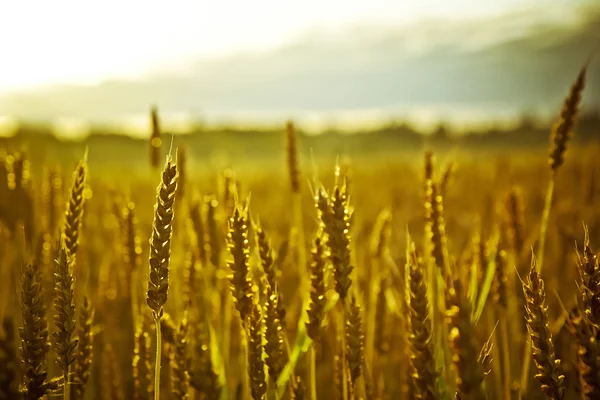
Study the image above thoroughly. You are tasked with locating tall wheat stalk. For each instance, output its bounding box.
[146,155,178,400]
[520,64,586,397]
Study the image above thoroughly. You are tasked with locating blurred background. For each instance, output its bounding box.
[0,0,599,167]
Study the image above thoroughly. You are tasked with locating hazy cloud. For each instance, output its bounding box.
[1,3,599,122]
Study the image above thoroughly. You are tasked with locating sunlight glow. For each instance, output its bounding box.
[0,0,562,92]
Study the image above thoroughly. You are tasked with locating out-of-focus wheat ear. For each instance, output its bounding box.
[171,317,190,400]
[286,120,301,194]
[160,313,177,345]
[317,182,353,300]
[123,202,142,273]
[504,186,524,258]
[53,245,78,398]
[146,154,178,319]
[426,182,448,275]
[227,202,253,323]
[150,105,162,169]
[565,307,600,398]
[369,208,392,262]
[406,240,439,399]
[345,295,364,386]
[123,202,143,326]
[264,289,286,384]
[493,249,508,310]
[188,316,221,400]
[549,66,587,171]
[577,226,600,328]
[43,165,62,238]
[446,279,486,400]
[258,224,286,385]
[221,169,236,228]
[19,261,50,400]
[176,146,187,200]
[71,296,94,400]
[439,160,455,197]
[206,195,222,269]
[103,343,124,400]
[521,257,565,399]
[182,237,197,309]
[424,150,434,188]
[290,376,306,400]
[0,317,21,399]
[133,327,153,400]
[306,231,327,341]
[374,276,391,357]
[247,303,267,400]
[189,198,208,266]
[62,156,87,260]
[255,222,286,328]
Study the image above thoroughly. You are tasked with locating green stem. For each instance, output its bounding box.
[536,176,555,273]
[221,283,233,372]
[308,345,317,400]
[64,368,70,400]
[154,315,162,400]
[293,193,307,284]
[241,324,249,400]
[499,311,512,400]
[340,303,348,400]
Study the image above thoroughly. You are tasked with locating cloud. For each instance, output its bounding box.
[1,3,599,122]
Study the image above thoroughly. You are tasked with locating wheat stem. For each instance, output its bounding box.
[154,315,162,400]
[308,344,317,400]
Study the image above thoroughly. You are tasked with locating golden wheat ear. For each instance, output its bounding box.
[247,303,267,400]
[446,279,487,400]
[548,66,587,172]
[19,260,50,400]
[521,257,565,399]
[405,238,439,399]
[146,155,178,319]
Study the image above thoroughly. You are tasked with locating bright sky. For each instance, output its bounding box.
[0,0,570,93]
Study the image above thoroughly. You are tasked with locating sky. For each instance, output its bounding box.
[0,0,597,135]
[0,0,578,92]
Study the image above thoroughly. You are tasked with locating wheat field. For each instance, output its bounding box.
[0,64,599,400]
